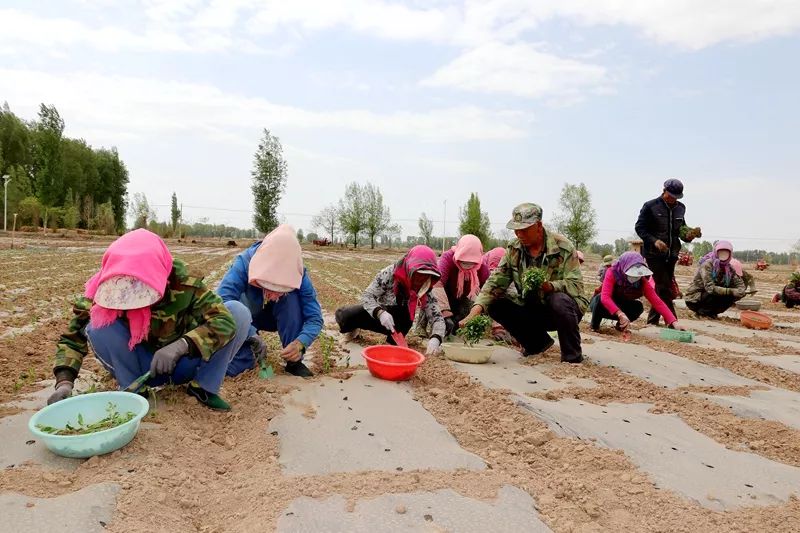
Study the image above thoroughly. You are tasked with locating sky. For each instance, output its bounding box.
[0,0,798,251]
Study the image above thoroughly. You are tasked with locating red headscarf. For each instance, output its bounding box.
[393,245,441,320]
[84,229,173,350]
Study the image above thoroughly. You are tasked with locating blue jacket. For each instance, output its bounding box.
[217,242,323,349]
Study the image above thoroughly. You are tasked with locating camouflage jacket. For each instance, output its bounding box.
[475,230,588,313]
[54,259,236,378]
[684,261,745,304]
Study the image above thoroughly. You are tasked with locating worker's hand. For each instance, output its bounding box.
[492,326,515,345]
[378,310,396,332]
[248,335,267,364]
[280,340,304,362]
[47,380,74,405]
[425,338,441,356]
[654,240,669,253]
[458,305,484,328]
[669,321,687,331]
[616,312,631,330]
[541,281,554,294]
[732,288,746,298]
[444,317,456,336]
[149,338,189,376]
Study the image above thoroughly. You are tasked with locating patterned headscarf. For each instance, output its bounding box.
[393,245,441,320]
[712,240,733,286]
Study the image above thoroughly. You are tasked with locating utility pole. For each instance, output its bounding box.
[442,199,447,255]
[2,174,10,232]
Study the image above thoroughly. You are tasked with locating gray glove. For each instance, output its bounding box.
[378,310,396,332]
[150,338,189,376]
[732,288,746,298]
[47,380,74,405]
[248,335,267,364]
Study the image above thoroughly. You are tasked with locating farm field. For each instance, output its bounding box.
[2,238,800,532]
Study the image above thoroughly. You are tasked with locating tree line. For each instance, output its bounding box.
[0,102,129,233]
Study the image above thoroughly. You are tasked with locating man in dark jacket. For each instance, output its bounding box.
[635,179,702,325]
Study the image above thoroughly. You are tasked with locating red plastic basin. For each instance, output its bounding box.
[362,345,425,381]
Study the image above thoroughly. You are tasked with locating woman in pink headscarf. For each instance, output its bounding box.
[432,235,490,335]
[335,245,446,355]
[49,229,247,411]
[684,240,746,318]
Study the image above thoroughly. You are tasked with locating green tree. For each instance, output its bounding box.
[692,240,714,259]
[364,183,392,249]
[18,196,42,227]
[129,193,155,229]
[337,182,367,247]
[306,232,319,243]
[296,228,304,242]
[251,129,287,233]
[93,202,117,234]
[614,237,628,256]
[0,103,31,175]
[418,212,434,245]
[554,183,597,250]
[170,192,181,232]
[30,104,65,207]
[459,192,492,248]
[311,204,338,243]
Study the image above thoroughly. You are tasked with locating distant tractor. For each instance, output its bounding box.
[678,251,693,266]
[313,238,331,247]
[755,259,769,271]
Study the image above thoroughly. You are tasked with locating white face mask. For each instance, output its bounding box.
[717,250,731,261]
[417,277,432,297]
[626,275,642,284]
[458,261,477,270]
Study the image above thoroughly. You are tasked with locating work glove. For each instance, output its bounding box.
[47,380,74,405]
[248,335,267,364]
[732,288,746,298]
[150,338,189,377]
[715,287,731,296]
[425,337,441,356]
[616,312,631,331]
[378,310,396,332]
[444,317,457,336]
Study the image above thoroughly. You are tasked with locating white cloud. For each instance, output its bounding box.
[467,0,800,50]
[421,41,609,100]
[0,68,530,143]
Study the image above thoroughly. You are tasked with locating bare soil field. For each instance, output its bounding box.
[2,240,800,532]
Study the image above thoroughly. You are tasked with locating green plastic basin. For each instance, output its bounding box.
[659,328,695,343]
[28,391,149,458]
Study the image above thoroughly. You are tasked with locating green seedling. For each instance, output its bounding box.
[456,315,492,346]
[521,267,548,298]
[319,332,335,373]
[36,402,136,435]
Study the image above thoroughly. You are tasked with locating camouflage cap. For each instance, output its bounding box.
[506,203,543,230]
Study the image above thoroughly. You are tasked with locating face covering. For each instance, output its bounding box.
[417,277,432,298]
[717,250,731,261]
[626,275,642,285]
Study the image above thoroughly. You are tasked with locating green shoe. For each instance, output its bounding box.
[186,384,231,411]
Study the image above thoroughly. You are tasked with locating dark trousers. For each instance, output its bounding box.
[335,304,413,345]
[589,294,644,330]
[646,255,677,325]
[686,294,737,317]
[486,292,583,363]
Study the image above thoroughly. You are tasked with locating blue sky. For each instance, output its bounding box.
[1,0,798,251]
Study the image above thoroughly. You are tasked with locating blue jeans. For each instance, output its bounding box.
[87,302,251,393]
[226,294,305,377]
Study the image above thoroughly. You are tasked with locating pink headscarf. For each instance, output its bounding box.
[393,245,440,320]
[712,240,734,285]
[84,229,173,350]
[483,247,506,272]
[248,225,304,300]
[451,235,483,299]
[730,259,743,277]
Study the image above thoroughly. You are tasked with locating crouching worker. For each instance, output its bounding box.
[335,245,446,356]
[684,240,745,318]
[49,229,246,411]
[775,271,800,308]
[460,203,587,364]
[431,235,490,336]
[589,252,686,332]
[217,225,323,378]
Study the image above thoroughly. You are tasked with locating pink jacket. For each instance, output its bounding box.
[600,271,677,325]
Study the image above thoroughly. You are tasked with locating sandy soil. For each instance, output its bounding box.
[2,244,800,532]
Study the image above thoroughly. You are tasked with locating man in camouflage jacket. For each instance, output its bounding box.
[461,203,586,363]
[53,258,249,411]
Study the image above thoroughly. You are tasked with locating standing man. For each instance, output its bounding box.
[635,179,702,325]
[460,203,587,364]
